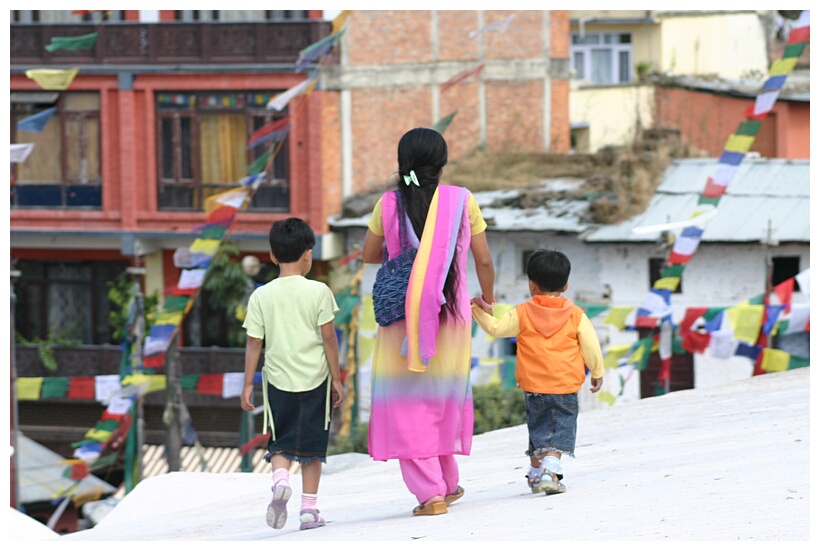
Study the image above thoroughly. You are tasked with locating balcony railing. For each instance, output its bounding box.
[10,21,333,66]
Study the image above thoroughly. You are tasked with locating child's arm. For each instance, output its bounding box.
[320,321,344,408]
[470,302,520,338]
[241,336,264,410]
[577,313,605,393]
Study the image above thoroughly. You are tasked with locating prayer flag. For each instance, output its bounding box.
[163,295,191,312]
[143,353,165,368]
[707,330,738,359]
[768,57,799,76]
[702,178,727,199]
[178,269,206,290]
[788,354,810,370]
[603,306,634,330]
[681,330,710,354]
[247,117,290,149]
[604,343,631,369]
[469,15,515,38]
[441,65,485,93]
[723,134,755,153]
[44,32,99,53]
[717,150,744,166]
[332,10,351,33]
[68,377,96,400]
[433,111,458,134]
[736,120,763,136]
[199,225,227,240]
[246,150,271,175]
[725,305,764,343]
[711,163,739,186]
[10,144,35,163]
[197,374,223,396]
[596,390,617,406]
[94,375,121,403]
[795,268,810,297]
[189,238,221,256]
[206,205,236,225]
[748,90,780,117]
[41,377,70,399]
[760,347,789,372]
[667,235,700,264]
[653,276,681,292]
[761,75,787,91]
[734,341,762,361]
[295,30,345,72]
[774,278,794,313]
[16,378,43,400]
[782,42,807,58]
[761,304,786,335]
[17,107,56,132]
[576,301,609,319]
[25,68,79,90]
[267,76,319,111]
[222,373,245,399]
[783,304,810,335]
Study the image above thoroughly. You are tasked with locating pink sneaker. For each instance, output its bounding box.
[299,509,326,530]
[266,481,292,530]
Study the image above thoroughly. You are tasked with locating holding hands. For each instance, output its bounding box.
[470,294,495,315]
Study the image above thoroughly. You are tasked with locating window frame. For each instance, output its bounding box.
[649,257,682,294]
[10,93,102,209]
[570,32,633,85]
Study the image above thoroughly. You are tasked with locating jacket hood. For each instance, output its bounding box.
[523,295,575,338]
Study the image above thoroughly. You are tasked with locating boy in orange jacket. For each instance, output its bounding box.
[471,249,604,495]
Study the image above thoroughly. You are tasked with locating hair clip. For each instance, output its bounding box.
[402,170,420,187]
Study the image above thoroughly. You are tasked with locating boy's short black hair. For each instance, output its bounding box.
[526,249,571,292]
[268,218,316,263]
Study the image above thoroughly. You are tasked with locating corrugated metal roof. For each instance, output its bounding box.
[17,433,118,504]
[585,158,810,243]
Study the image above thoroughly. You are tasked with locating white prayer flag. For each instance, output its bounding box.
[144,336,170,357]
[707,330,738,359]
[94,375,122,403]
[784,304,810,335]
[639,290,672,318]
[267,77,318,111]
[10,143,35,163]
[222,373,245,399]
[795,268,810,298]
[178,268,206,289]
[753,90,780,115]
[105,395,135,415]
[711,164,739,186]
[216,190,248,209]
[672,235,700,256]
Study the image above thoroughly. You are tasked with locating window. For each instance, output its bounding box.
[265,10,308,20]
[571,32,632,85]
[521,249,535,276]
[649,258,682,293]
[11,10,40,23]
[174,10,220,21]
[14,260,129,345]
[11,92,101,209]
[156,91,290,211]
[771,256,800,289]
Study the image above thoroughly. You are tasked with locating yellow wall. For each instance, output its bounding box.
[659,13,769,78]
[570,84,655,152]
[144,252,165,301]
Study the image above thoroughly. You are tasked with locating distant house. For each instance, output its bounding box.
[584,157,809,401]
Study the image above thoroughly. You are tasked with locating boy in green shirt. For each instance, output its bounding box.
[241,217,344,531]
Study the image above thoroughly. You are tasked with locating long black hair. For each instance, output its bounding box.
[394,127,462,321]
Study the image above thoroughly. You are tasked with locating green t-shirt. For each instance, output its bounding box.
[242,275,339,392]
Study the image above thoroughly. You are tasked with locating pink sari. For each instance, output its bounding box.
[368,185,475,460]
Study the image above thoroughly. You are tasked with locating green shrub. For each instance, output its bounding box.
[328,383,526,455]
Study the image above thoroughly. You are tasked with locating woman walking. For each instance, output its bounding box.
[362,127,495,516]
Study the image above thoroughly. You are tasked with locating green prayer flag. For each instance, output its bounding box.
[737,120,763,136]
[44,32,99,53]
[246,150,271,174]
[787,355,810,370]
[41,376,70,398]
[334,291,359,326]
[163,295,191,312]
[95,419,120,433]
[702,307,725,322]
[629,336,653,372]
[181,374,200,391]
[433,111,457,134]
[660,264,685,279]
[746,294,765,305]
[698,194,720,206]
[200,226,227,240]
[783,43,807,59]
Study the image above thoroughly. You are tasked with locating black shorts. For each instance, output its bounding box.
[263,378,330,464]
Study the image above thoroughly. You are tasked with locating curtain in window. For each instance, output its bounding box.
[16,117,61,183]
[65,115,101,184]
[591,49,612,85]
[200,113,247,203]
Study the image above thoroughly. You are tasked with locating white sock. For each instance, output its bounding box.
[541,456,562,475]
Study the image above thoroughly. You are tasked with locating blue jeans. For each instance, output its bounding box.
[524,392,578,458]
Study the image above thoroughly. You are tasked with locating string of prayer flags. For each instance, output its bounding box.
[295,29,346,72]
[441,65,484,93]
[576,301,609,319]
[332,10,351,33]
[469,14,515,38]
[17,107,56,132]
[788,10,810,43]
[44,31,99,53]
[10,143,35,163]
[267,75,319,111]
[666,227,702,264]
[794,268,810,298]
[247,117,290,149]
[433,111,457,134]
[25,68,79,90]
[725,305,765,343]
[603,306,634,330]
[246,150,271,175]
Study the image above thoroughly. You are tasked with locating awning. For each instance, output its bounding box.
[11,91,60,104]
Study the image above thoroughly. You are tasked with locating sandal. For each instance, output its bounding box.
[299,508,326,530]
[444,486,464,505]
[412,500,448,516]
[266,482,292,530]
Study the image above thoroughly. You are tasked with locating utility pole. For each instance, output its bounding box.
[10,269,21,510]
[164,338,183,472]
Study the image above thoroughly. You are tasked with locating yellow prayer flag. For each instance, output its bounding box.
[189,238,221,256]
[85,428,113,442]
[72,486,105,507]
[121,373,150,388]
[725,305,764,343]
[153,311,184,327]
[25,68,79,90]
[761,347,789,372]
[604,343,631,369]
[604,306,634,330]
[203,187,246,214]
[147,375,167,393]
[627,346,645,365]
[487,366,502,386]
[360,296,377,333]
[332,10,351,33]
[596,390,617,406]
[769,57,799,76]
[724,134,755,153]
[16,377,43,400]
[653,277,681,292]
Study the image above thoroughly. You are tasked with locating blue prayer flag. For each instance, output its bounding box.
[17,107,56,132]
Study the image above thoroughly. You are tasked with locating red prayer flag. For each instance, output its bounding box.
[197,374,223,395]
[248,117,289,146]
[657,357,672,386]
[68,377,95,399]
[681,331,711,354]
[206,205,237,224]
[702,178,728,199]
[787,27,810,44]
[101,410,126,422]
[143,353,166,368]
[239,433,270,456]
[680,307,709,335]
[441,64,485,93]
[70,463,90,480]
[634,316,658,328]
[773,278,794,314]
[743,105,769,121]
[667,251,693,265]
